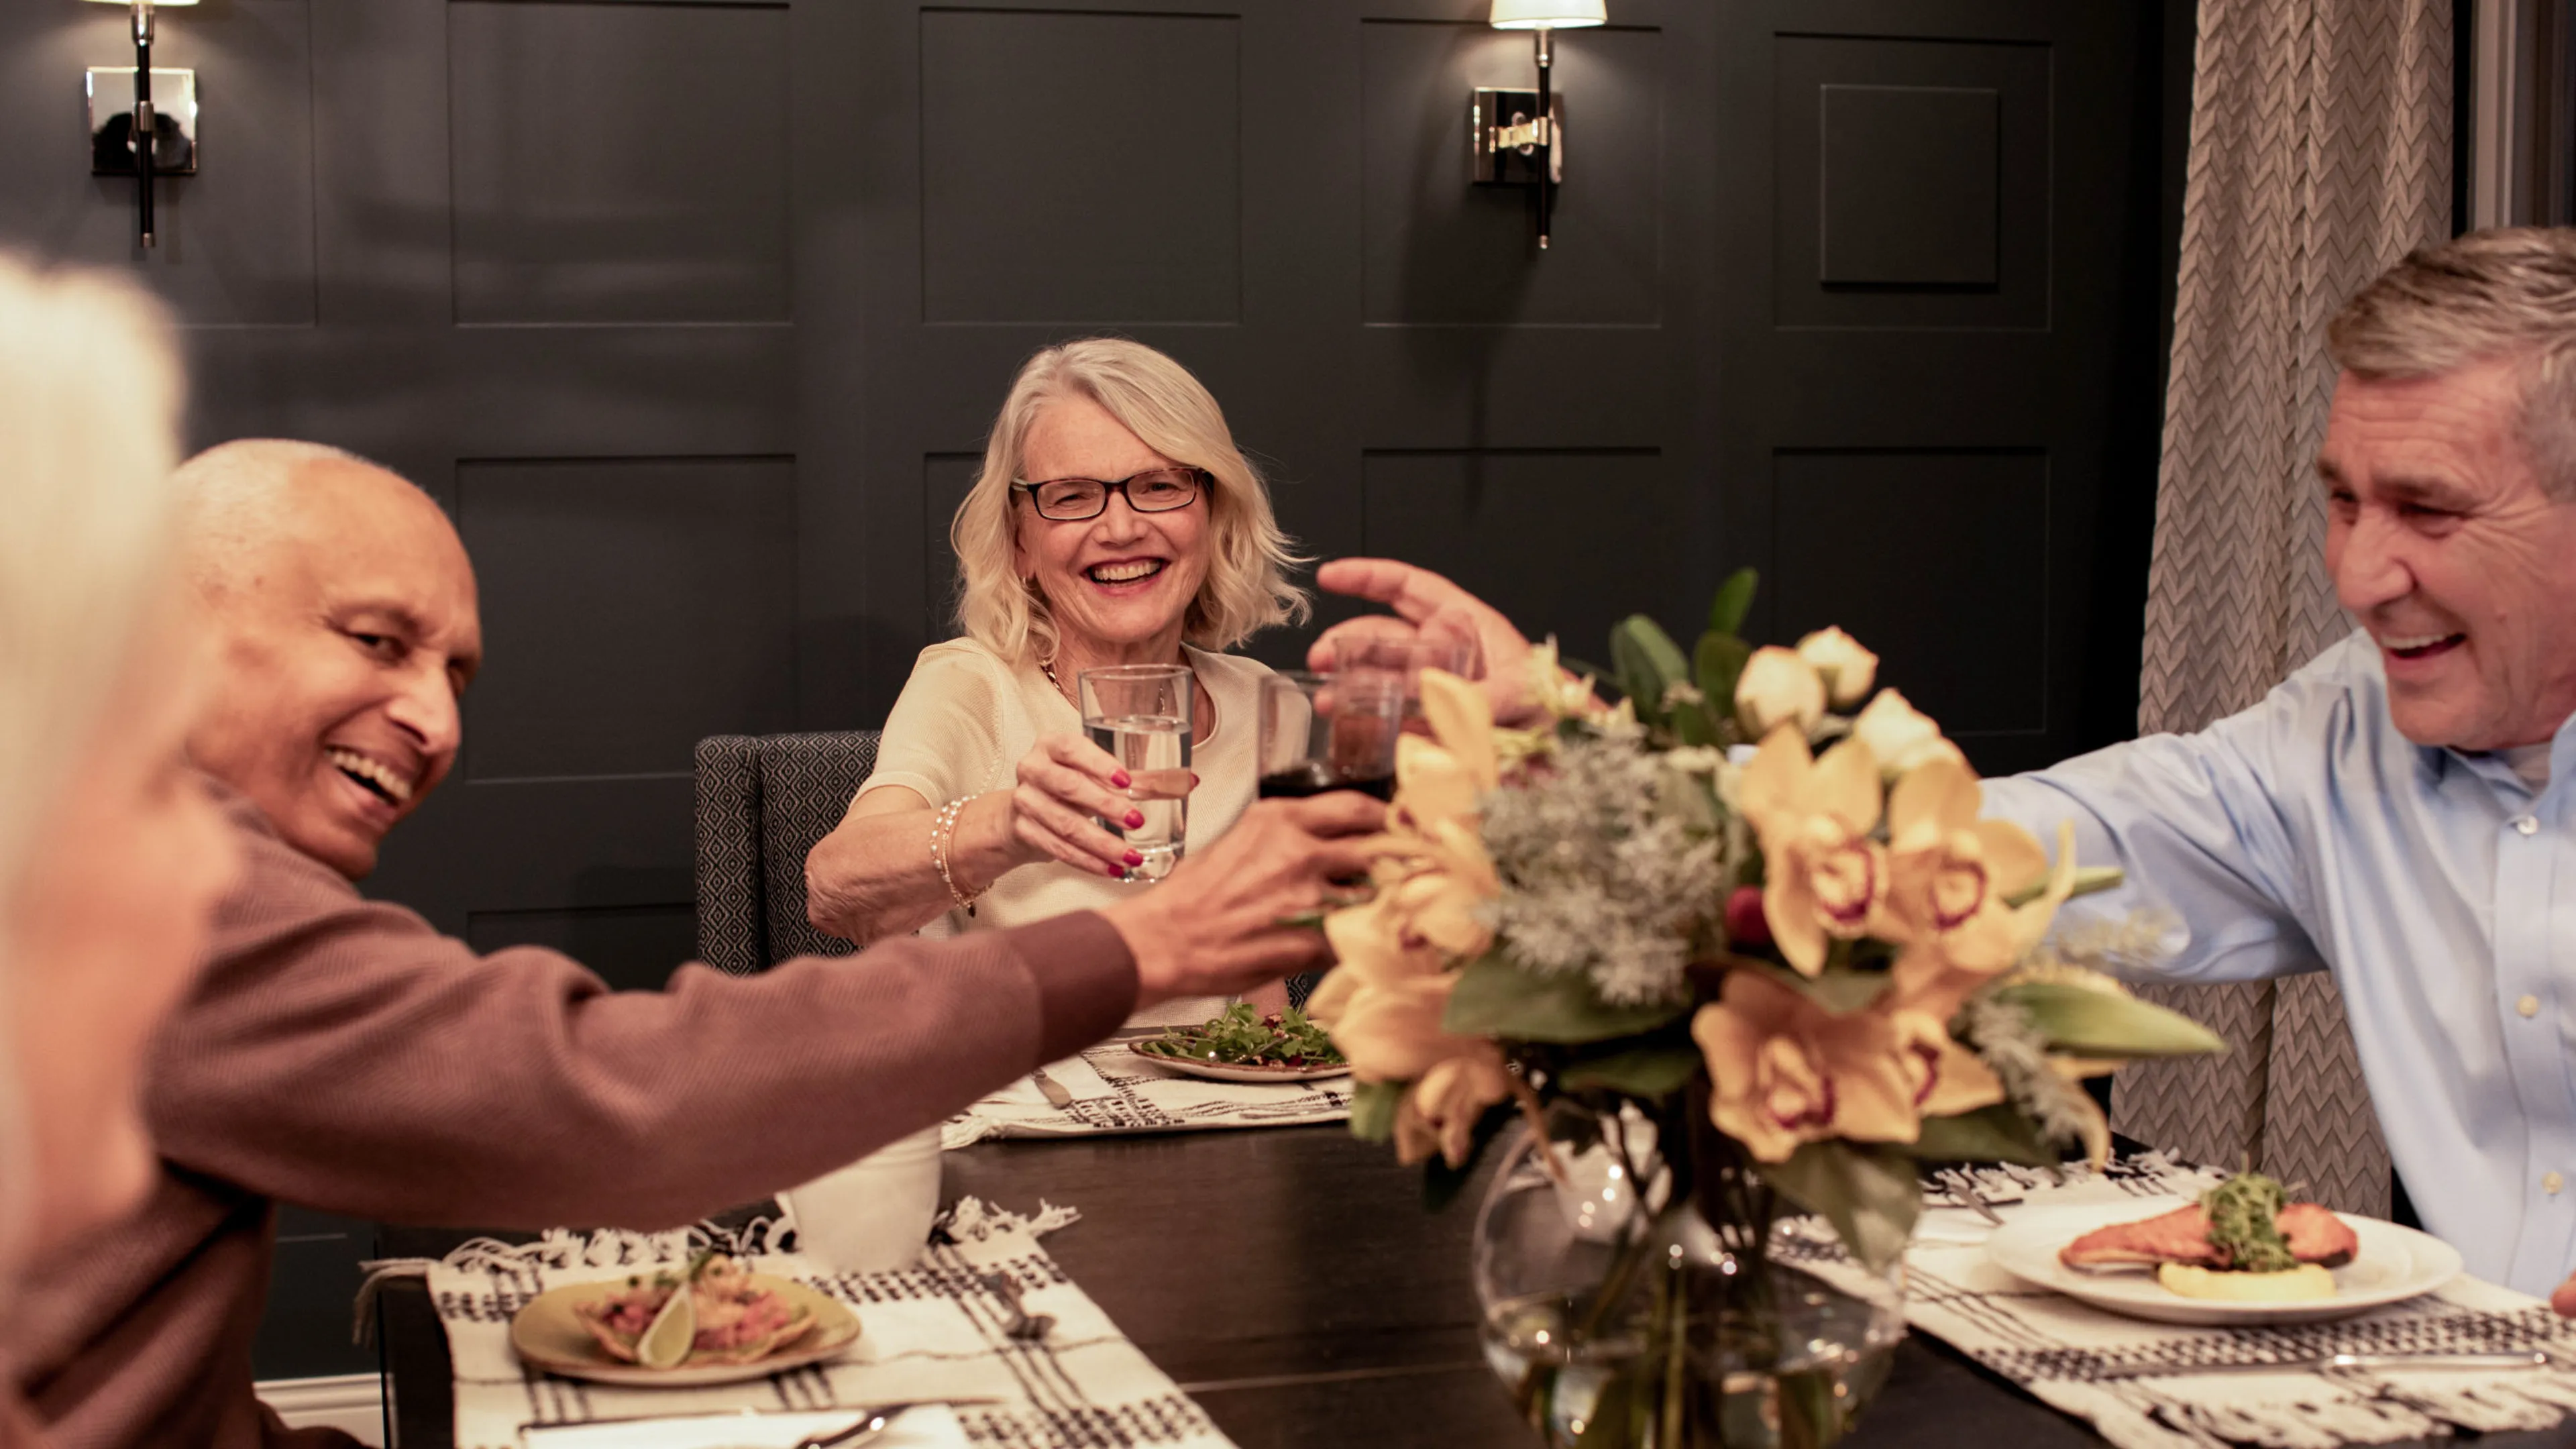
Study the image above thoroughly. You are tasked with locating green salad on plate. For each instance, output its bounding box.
[1134,1003,1345,1069]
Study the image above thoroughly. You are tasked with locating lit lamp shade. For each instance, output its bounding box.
[1489,0,1605,29]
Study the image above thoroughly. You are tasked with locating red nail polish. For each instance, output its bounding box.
[1190,773,1202,788]
[1112,770,1132,788]
[1125,809,1146,829]
[1124,849,1144,867]
[1107,863,1128,879]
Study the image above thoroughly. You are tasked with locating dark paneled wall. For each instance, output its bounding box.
[0,0,2184,1383]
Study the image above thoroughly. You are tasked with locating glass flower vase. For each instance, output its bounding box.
[1471,1103,1907,1449]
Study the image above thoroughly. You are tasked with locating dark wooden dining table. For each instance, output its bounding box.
[376,1124,2576,1448]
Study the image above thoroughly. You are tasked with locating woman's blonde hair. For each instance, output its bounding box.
[950,337,1308,661]
[0,257,186,1273]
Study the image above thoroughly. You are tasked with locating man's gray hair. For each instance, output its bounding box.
[2328,227,2576,497]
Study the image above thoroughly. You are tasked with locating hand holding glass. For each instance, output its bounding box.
[1077,664,1193,881]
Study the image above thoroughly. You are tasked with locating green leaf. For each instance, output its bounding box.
[1993,981,2228,1059]
[1610,615,1692,729]
[1443,953,1686,1043]
[1750,962,1890,1016]
[1422,1100,1517,1211]
[1695,633,1750,727]
[1707,568,1760,639]
[1766,1140,1922,1275]
[1558,1044,1703,1098]
[2001,863,2125,909]
[1904,1103,2058,1167]
[1348,1079,1404,1143]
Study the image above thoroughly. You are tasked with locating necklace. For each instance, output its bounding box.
[1040,654,1198,718]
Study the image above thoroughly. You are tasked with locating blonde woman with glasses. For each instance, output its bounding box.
[0,257,240,1442]
[806,338,1305,1022]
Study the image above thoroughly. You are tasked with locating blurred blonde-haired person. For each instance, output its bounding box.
[0,257,239,1440]
[806,338,1306,1022]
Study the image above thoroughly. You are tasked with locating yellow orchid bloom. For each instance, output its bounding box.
[1888,804,2081,1008]
[1888,1008,2007,1119]
[1692,970,2008,1164]
[1690,971,1921,1163]
[1881,755,2052,973]
[1394,1046,1514,1168]
[1381,816,1500,959]
[1311,885,1496,1085]
[1736,727,1888,976]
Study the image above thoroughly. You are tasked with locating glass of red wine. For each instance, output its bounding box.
[1257,671,1405,802]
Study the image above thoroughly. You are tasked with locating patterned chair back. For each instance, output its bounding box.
[692,731,880,975]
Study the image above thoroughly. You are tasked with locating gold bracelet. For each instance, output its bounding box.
[930,795,982,916]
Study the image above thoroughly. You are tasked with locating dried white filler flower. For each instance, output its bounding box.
[1479,731,1727,1006]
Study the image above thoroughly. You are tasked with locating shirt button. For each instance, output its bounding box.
[2549,1173,2566,1195]
[2516,816,2541,836]
[2521,995,2543,1018]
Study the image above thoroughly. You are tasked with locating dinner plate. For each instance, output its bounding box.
[1984,1196,2463,1326]
[509,1273,861,1387]
[1125,1042,1351,1083]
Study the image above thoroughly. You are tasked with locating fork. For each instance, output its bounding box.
[979,1270,1056,1340]
[1935,1169,2008,1225]
[787,1403,921,1449]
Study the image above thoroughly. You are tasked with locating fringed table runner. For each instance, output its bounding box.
[1807,1154,2576,1449]
[941,1040,1350,1148]
[400,1199,1238,1449]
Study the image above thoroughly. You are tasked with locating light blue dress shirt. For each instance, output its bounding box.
[1980,631,2576,1295]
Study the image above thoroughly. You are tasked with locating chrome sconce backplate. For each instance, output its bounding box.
[87,66,197,176]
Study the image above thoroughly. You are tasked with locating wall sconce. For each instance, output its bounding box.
[84,0,199,250]
[1473,0,1605,251]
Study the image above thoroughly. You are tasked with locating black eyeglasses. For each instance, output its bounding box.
[1010,467,1206,522]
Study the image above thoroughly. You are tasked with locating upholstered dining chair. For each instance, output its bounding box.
[692,730,879,975]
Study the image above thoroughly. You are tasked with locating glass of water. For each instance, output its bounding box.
[1077,663,1194,881]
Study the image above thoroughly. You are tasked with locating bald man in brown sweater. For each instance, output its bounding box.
[3,441,1379,1449]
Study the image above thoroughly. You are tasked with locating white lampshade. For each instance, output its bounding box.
[1490,0,1605,29]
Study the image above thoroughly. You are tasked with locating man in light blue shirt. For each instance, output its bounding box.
[1310,227,2576,1306]
[1979,227,2576,1301]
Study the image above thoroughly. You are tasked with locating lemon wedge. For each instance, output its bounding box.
[636,1281,696,1368]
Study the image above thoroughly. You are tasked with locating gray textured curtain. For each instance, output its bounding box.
[2115,0,2451,1215]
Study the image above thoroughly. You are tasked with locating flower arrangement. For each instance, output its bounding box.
[1305,574,2221,1445]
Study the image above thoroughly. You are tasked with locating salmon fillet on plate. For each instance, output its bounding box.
[2059,1200,2359,1271]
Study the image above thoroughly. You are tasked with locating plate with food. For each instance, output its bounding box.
[509,1251,861,1387]
[1985,1172,2461,1326]
[1128,1003,1350,1083]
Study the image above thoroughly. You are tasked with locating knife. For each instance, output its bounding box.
[2081,1349,2557,1380]
[1028,1067,1075,1109]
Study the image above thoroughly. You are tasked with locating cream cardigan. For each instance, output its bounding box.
[857,637,1273,1025]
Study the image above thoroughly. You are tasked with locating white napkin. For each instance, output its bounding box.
[521,1404,965,1449]
[985,1052,1116,1107]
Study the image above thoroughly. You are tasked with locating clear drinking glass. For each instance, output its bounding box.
[1077,663,1194,881]
[1333,634,1481,718]
[1256,672,1405,802]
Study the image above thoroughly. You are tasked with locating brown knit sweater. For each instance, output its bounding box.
[5,786,1137,1448]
